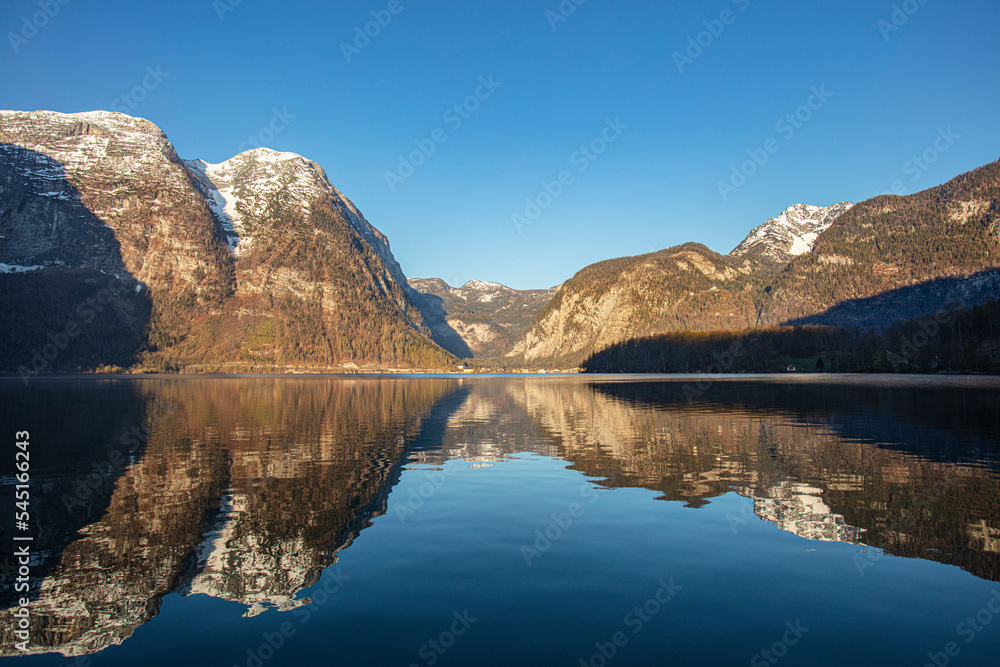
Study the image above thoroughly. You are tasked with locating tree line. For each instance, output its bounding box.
[582,300,1000,374]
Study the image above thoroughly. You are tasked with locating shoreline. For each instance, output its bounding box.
[3,371,1000,388]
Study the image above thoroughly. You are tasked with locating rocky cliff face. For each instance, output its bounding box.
[409,278,559,358]
[184,149,410,289]
[4,110,997,372]
[0,111,229,293]
[0,110,454,372]
[511,160,1000,366]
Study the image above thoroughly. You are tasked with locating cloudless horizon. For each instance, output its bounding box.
[2,0,998,289]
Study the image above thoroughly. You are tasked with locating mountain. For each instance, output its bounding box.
[4,110,997,373]
[512,161,1000,366]
[768,160,1000,327]
[730,202,853,264]
[409,278,559,358]
[509,204,856,366]
[0,110,455,373]
[509,242,757,365]
[581,299,1000,374]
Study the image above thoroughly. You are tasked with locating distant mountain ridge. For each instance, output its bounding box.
[409,277,559,358]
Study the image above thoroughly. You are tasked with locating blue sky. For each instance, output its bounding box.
[2,0,998,290]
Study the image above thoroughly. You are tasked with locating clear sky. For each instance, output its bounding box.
[2,0,998,289]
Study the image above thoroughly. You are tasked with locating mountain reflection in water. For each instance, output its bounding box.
[0,375,998,661]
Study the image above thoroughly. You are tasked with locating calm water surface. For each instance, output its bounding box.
[1,375,999,666]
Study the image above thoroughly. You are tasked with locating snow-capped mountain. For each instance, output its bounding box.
[184,149,411,293]
[0,110,453,372]
[410,278,528,303]
[454,279,509,302]
[3,109,999,373]
[730,202,853,262]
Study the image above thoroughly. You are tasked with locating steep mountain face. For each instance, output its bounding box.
[171,147,451,369]
[0,111,230,371]
[409,278,559,358]
[0,110,454,372]
[730,202,853,265]
[5,110,996,372]
[184,150,410,289]
[511,160,1000,366]
[0,111,231,292]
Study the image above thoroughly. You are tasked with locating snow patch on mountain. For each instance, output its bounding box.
[0,262,45,273]
[731,202,853,261]
[184,159,242,255]
[184,149,332,257]
[788,231,820,256]
[457,280,509,302]
[463,280,504,291]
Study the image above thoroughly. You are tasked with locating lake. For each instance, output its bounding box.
[1,374,999,666]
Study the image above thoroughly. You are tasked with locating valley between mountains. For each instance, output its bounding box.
[1,110,998,374]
